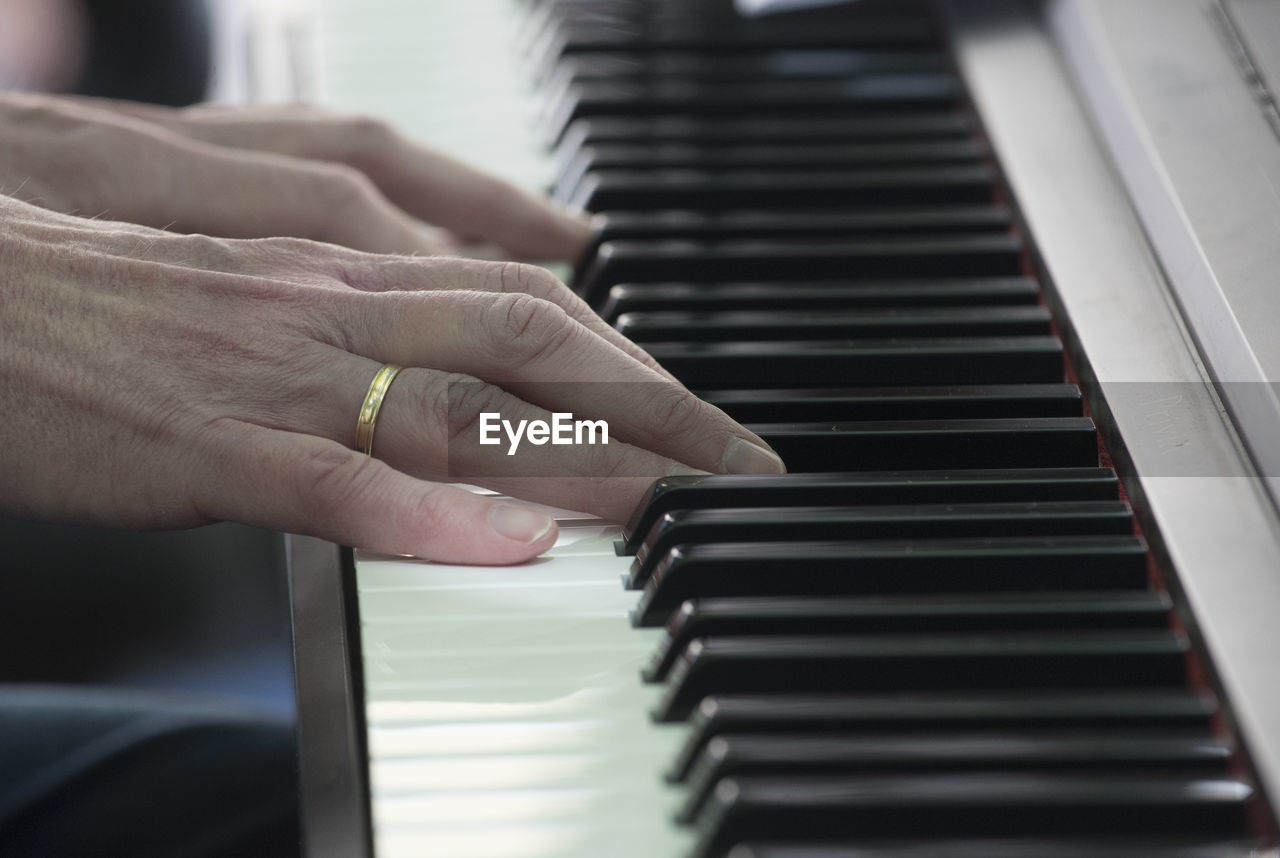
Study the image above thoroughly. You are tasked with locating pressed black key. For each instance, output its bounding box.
[671,690,1219,783]
[543,75,960,142]
[598,279,1041,322]
[633,535,1150,626]
[571,165,998,214]
[680,730,1233,824]
[656,630,1190,722]
[727,839,1261,858]
[646,337,1064,388]
[559,115,974,158]
[702,384,1082,423]
[616,306,1052,342]
[629,500,1131,588]
[577,207,1009,275]
[749,418,1097,472]
[645,591,1171,682]
[622,468,1120,553]
[690,774,1252,858]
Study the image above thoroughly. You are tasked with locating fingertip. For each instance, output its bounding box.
[486,502,558,551]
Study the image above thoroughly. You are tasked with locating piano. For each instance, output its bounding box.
[286,0,1280,856]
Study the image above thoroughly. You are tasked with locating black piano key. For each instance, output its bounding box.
[571,165,998,214]
[726,840,1262,858]
[543,75,960,143]
[616,306,1052,342]
[540,16,938,59]
[561,112,972,150]
[559,139,986,206]
[680,730,1233,824]
[691,774,1252,858]
[629,501,1131,588]
[558,115,974,163]
[645,337,1064,388]
[548,49,950,86]
[598,278,1042,322]
[633,535,1150,626]
[645,591,1171,683]
[702,384,1082,423]
[749,418,1097,472]
[622,468,1120,553]
[577,207,1009,275]
[655,631,1190,722]
[671,690,1219,783]
[566,138,983,178]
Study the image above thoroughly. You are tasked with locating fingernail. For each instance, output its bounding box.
[488,503,555,544]
[722,437,786,475]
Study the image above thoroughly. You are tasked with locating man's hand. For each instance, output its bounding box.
[0,197,784,565]
[0,92,589,260]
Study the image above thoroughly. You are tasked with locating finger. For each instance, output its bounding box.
[346,364,706,522]
[337,289,784,478]
[50,109,455,255]
[196,422,558,564]
[149,143,455,255]
[330,256,682,385]
[107,106,592,261]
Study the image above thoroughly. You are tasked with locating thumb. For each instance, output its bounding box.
[202,425,558,564]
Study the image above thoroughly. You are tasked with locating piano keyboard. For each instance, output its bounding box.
[305,1,1280,856]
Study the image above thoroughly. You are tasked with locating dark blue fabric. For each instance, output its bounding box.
[0,686,300,858]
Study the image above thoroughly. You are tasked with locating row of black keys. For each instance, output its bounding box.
[532,1,1263,855]
[616,468,1255,857]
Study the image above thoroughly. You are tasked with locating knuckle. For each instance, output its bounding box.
[294,444,381,523]
[420,373,504,446]
[485,292,572,364]
[643,386,708,447]
[496,260,563,298]
[341,114,398,161]
[314,163,379,213]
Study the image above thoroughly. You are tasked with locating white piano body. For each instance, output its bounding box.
[287,1,1280,856]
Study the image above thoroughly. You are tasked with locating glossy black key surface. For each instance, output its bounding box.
[558,114,974,156]
[644,591,1171,682]
[571,165,998,214]
[557,140,985,201]
[628,500,1131,588]
[615,306,1052,342]
[690,774,1251,858]
[598,278,1041,322]
[726,839,1261,858]
[655,630,1190,722]
[549,49,950,85]
[621,468,1120,553]
[671,690,1219,783]
[561,111,973,147]
[748,418,1097,472]
[644,337,1064,388]
[543,75,960,141]
[541,17,936,58]
[633,535,1150,626]
[577,207,1009,272]
[702,384,1082,423]
[679,730,1232,823]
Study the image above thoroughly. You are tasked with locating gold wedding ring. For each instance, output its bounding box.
[355,364,404,456]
